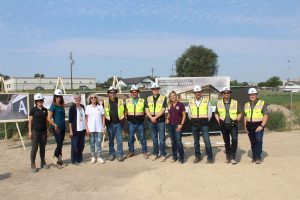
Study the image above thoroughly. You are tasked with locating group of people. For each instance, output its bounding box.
[28,83,269,172]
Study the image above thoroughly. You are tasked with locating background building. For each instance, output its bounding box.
[117,76,155,89]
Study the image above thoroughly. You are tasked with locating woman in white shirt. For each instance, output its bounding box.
[86,94,106,164]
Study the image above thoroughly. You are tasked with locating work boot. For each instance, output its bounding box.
[109,154,115,161]
[170,158,177,163]
[143,153,149,159]
[31,164,38,173]
[231,159,238,165]
[41,161,50,169]
[255,159,262,164]
[193,157,201,164]
[206,159,213,164]
[151,155,158,161]
[127,152,134,158]
[117,156,124,162]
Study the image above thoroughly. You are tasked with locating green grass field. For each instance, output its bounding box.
[259,90,300,109]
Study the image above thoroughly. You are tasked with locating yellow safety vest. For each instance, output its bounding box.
[189,97,209,119]
[126,98,145,116]
[244,100,265,122]
[147,95,166,116]
[217,99,238,121]
[103,98,124,121]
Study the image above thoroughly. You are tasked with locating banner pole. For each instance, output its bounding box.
[15,122,26,150]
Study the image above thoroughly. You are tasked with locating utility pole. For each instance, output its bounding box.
[70,52,75,90]
[171,65,174,77]
[151,67,155,78]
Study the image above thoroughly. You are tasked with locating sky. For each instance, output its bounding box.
[0,0,299,83]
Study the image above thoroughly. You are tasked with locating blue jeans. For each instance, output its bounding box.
[192,125,213,161]
[128,122,147,153]
[168,124,184,161]
[248,129,264,160]
[149,121,166,156]
[52,128,66,158]
[89,132,102,157]
[107,123,123,157]
[71,130,85,163]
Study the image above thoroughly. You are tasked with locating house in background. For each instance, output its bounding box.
[117,76,155,89]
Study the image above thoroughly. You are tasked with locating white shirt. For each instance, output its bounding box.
[85,104,105,132]
[187,97,212,120]
[76,106,86,131]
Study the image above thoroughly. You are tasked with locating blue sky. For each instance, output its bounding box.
[0,0,299,83]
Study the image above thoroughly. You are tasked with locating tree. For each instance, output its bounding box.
[103,77,121,86]
[175,45,219,77]
[0,73,10,80]
[34,73,44,78]
[265,76,282,87]
[230,80,249,86]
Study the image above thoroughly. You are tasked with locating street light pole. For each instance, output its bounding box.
[70,52,75,90]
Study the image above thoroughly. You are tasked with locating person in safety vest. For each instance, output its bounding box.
[103,86,125,162]
[125,85,148,159]
[145,83,168,162]
[215,87,242,164]
[244,88,269,164]
[188,85,213,164]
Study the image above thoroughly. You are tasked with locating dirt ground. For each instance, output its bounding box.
[1,131,300,200]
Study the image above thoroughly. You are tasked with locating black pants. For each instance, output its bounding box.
[71,131,85,163]
[220,123,238,160]
[30,130,47,165]
[52,128,66,158]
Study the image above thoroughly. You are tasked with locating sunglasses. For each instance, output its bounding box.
[90,96,96,99]
[152,88,159,91]
[36,100,44,102]
[223,92,231,95]
[109,92,116,94]
[131,91,138,94]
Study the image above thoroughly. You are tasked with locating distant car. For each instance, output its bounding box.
[35,86,44,90]
[79,85,89,90]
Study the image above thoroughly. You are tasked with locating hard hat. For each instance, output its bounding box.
[151,83,160,89]
[34,93,45,101]
[54,89,63,96]
[193,85,202,92]
[107,86,118,93]
[130,85,139,92]
[248,88,258,94]
[221,87,231,93]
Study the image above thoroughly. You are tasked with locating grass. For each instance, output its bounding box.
[259,90,300,109]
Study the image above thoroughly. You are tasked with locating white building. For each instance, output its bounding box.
[117,76,155,89]
[4,77,96,91]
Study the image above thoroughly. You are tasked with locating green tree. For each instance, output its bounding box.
[175,45,219,77]
[265,76,282,87]
[230,80,249,86]
[0,73,10,80]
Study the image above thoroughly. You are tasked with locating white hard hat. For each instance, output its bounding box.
[151,83,160,89]
[248,88,258,94]
[221,87,231,93]
[34,93,45,101]
[130,85,139,92]
[54,89,63,96]
[107,86,118,93]
[193,85,202,92]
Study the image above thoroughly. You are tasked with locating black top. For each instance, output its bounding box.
[107,98,122,124]
[145,94,167,122]
[29,106,48,132]
[69,103,86,134]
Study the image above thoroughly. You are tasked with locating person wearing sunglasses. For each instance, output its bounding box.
[215,87,242,164]
[244,88,269,164]
[28,93,49,173]
[125,85,148,159]
[145,83,168,162]
[68,92,86,165]
[47,89,66,168]
[188,85,213,164]
[103,87,125,162]
[86,93,106,164]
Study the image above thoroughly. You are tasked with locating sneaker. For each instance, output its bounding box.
[151,155,158,161]
[97,157,105,164]
[193,157,201,164]
[255,159,262,164]
[31,164,38,173]
[53,156,58,165]
[206,159,213,164]
[143,153,149,159]
[170,158,177,163]
[109,155,115,161]
[41,162,50,169]
[117,156,124,162]
[160,156,167,162]
[231,159,238,165]
[127,152,134,158]
[91,157,96,164]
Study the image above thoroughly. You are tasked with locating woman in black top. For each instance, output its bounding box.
[28,93,49,173]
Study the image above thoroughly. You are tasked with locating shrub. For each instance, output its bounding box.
[267,110,286,131]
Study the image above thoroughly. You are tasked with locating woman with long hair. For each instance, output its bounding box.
[47,89,66,168]
[166,91,186,164]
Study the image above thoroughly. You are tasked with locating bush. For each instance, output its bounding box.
[267,110,286,131]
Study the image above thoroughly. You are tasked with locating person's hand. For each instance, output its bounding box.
[176,124,183,132]
[244,127,249,134]
[69,131,73,138]
[255,126,263,132]
[28,132,32,139]
[166,119,169,124]
[151,116,157,124]
[102,127,106,134]
[54,124,61,133]
[86,128,90,136]
[47,130,51,137]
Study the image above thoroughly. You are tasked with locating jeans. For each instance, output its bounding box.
[30,130,47,165]
[52,128,66,158]
[168,124,184,161]
[149,121,166,156]
[128,122,147,153]
[71,130,85,163]
[89,132,102,158]
[107,123,123,157]
[248,129,264,160]
[221,124,238,160]
[192,125,213,161]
